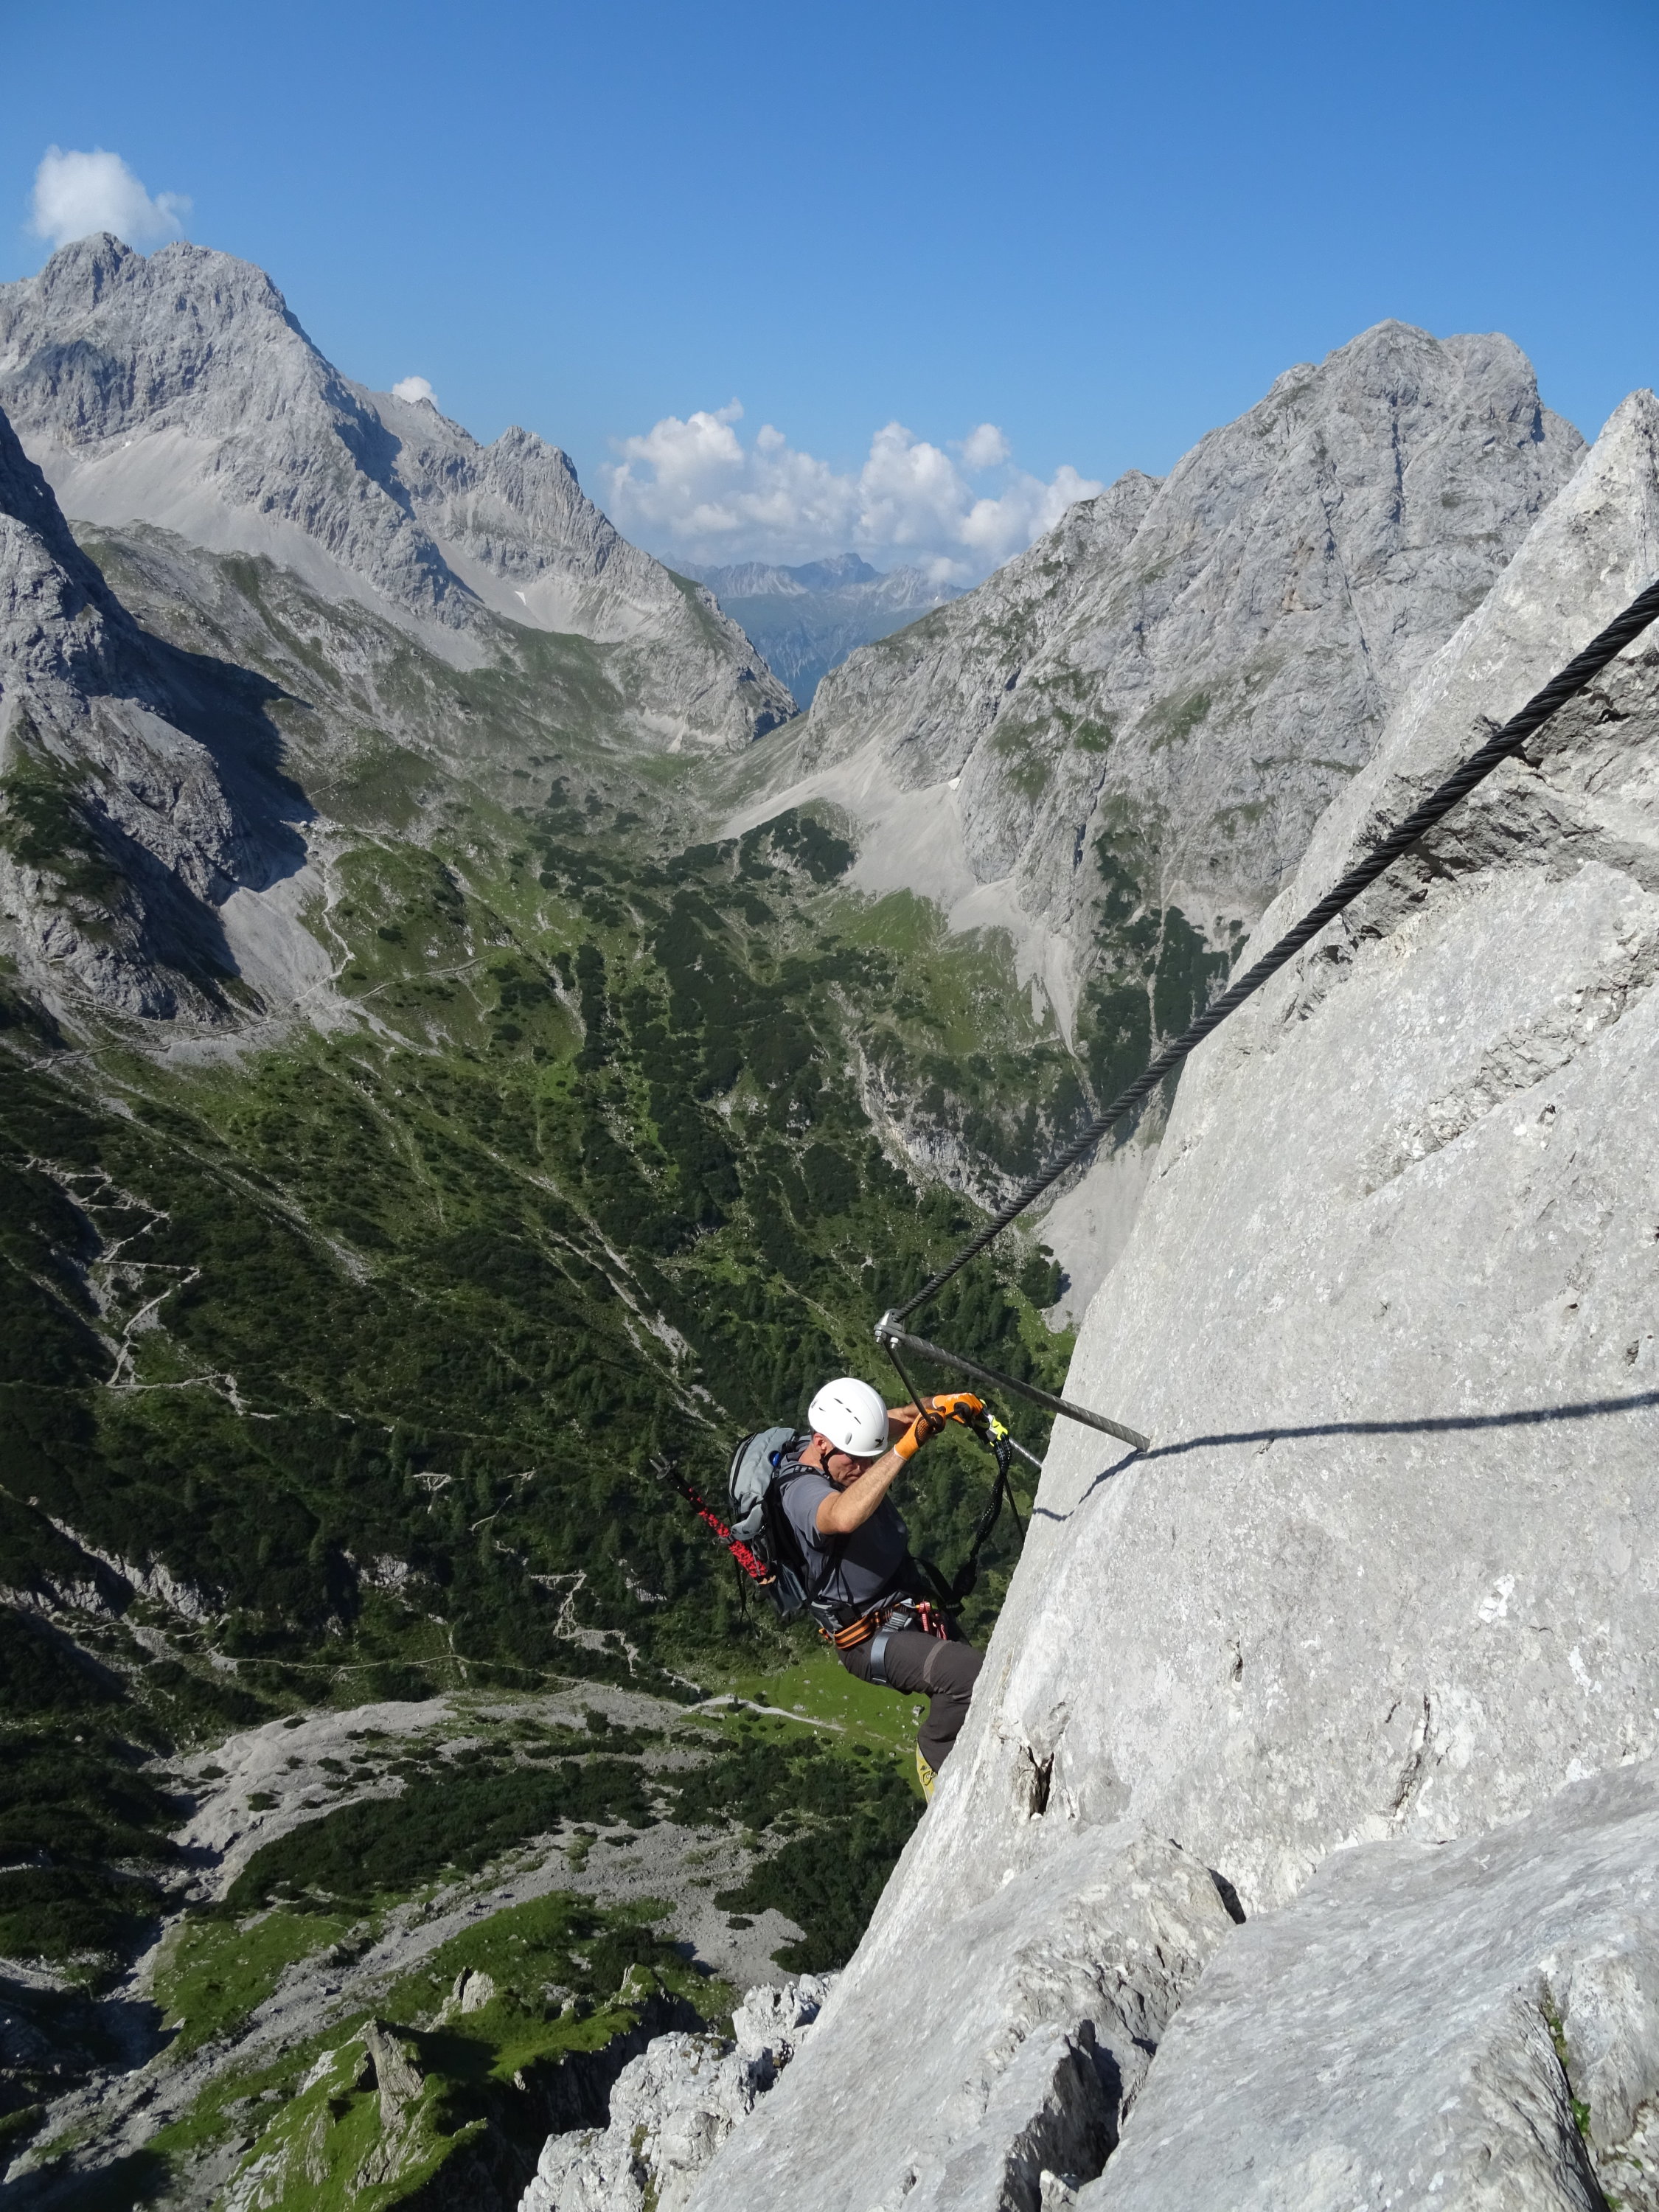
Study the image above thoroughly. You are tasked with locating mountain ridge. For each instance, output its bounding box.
[0,234,793,748]
[717,320,1585,1304]
[745,320,1585,1010]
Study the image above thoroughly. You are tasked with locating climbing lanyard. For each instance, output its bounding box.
[878,572,1659,1445]
[664,1467,774,1590]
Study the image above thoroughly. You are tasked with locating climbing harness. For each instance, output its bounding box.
[877,573,1659,1445]
[830,1593,946,1665]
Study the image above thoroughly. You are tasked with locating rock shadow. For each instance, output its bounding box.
[1046,1388,1659,1520]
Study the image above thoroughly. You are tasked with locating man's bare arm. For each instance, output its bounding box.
[815,1446,910,1536]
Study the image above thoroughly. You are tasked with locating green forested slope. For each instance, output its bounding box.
[0,532,1113,2014]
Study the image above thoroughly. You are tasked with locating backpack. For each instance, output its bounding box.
[726,1427,834,1624]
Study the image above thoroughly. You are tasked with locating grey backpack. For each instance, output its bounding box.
[726,1427,824,1622]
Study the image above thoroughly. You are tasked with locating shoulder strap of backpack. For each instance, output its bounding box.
[768,1450,851,1613]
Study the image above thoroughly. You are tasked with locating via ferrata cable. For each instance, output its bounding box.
[880,573,1659,1429]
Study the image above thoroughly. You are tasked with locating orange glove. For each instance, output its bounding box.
[894,1403,945,1460]
[931,1392,985,1425]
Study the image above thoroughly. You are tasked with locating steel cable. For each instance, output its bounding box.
[889,572,1659,1328]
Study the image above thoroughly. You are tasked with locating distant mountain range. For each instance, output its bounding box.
[677,553,963,703]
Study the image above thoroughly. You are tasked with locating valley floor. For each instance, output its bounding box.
[3,1662,921,2211]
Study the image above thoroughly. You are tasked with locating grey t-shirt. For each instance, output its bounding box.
[776,1453,916,1613]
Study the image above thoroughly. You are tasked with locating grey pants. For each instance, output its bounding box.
[838,1628,983,1772]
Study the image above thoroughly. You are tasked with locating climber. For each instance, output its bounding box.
[778,1377,984,1800]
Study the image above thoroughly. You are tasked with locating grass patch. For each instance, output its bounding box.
[153,1907,355,2056]
[704,1649,919,1758]
[145,1892,711,2212]
[386,1890,720,2061]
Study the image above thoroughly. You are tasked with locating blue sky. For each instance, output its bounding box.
[6,0,1658,577]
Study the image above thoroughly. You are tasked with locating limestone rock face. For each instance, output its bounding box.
[1091,1757,1659,2212]
[687,389,1659,2207]
[520,1975,835,2212]
[0,400,310,1018]
[740,324,1583,1032]
[0,236,792,747]
[682,1830,1235,2212]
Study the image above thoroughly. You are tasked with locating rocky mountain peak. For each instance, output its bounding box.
[742,319,1584,1049]
[1,236,314,428]
[0,237,793,746]
[23,230,140,315]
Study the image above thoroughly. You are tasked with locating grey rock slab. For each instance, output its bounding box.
[1090,1755,1659,2212]
[681,1823,1237,2212]
[688,392,1659,2210]
[0,234,791,748]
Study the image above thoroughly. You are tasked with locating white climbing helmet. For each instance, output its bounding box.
[807,1377,889,1458]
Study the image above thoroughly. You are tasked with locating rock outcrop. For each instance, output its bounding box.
[0,399,312,1018]
[0,236,792,747]
[1092,1755,1659,2211]
[520,1976,835,2212]
[686,387,1659,2207]
[683,1829,1235,2212]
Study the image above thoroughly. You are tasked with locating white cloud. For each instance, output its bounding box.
[602,404,1102,580]
[29,147,189,252]
[956,422,1011,470]
[392,375,438,408]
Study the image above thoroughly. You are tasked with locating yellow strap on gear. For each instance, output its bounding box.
[916,1747,936,1802]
